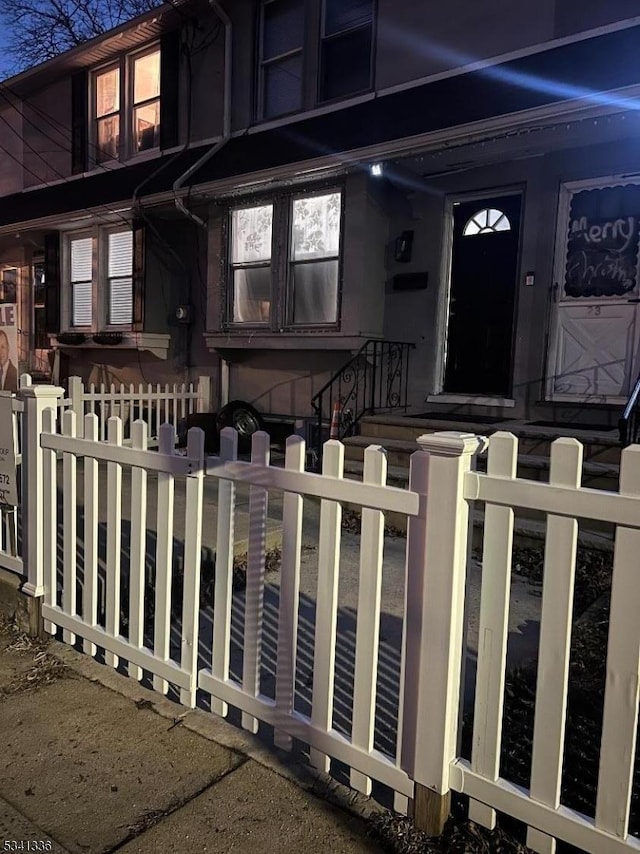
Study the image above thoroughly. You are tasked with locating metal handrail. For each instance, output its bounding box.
[620,372,640,445]
[310,339,414,467]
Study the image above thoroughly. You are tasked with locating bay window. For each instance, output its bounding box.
[66,227,133,330]
[228,189,342,328]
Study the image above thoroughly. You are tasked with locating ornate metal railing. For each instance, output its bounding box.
[620,372,640,445]
[310,339,414,467]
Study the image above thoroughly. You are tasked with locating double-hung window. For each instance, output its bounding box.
[320,0,375,102]
[93,45,160,163]
[230,205,273,323]
[228,189,342,328]
[259,0,305,119]
[66,227,133,330]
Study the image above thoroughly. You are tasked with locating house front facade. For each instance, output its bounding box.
[0,0,639,432]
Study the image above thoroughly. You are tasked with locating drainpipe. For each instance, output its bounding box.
[172,0,232,228]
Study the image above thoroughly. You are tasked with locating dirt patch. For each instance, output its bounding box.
[0,612,68,697]
[342,507,406,539]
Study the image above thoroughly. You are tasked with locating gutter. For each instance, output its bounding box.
[172,0,232,229]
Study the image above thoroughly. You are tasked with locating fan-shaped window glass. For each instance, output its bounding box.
[463,208,511,236]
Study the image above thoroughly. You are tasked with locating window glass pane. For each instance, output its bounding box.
[134,50,160,104]
[72,281,92,326]
[71,237,93,282]
[320,27,372,101]
[292,260,338,324]
[233,268,271,323]
[134,101,160,151]
[325,0,373,36]
[264,55,303,118]
[108,231,133,277]
[96,67,120,117]
[97,115,119,162]
[1,268,17,303]
[263,0,304,60]
[109,278,133,325]
[291,193,341,260]
[232,206,273,263]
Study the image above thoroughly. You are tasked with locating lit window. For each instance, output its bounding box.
[290,192,341,324]
[259,0,304,119]
[95,66,120,163]
[92,46,160,162]
[230,205,273,323]
[463,208,511,236]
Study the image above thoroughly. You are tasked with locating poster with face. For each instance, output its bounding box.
[0,304,19,393]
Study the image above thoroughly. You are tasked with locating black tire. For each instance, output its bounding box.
[216,400,264,449]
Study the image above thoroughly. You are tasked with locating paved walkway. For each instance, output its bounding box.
[0,616,384,854]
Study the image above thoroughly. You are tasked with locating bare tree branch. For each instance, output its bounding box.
[0,0,163,73]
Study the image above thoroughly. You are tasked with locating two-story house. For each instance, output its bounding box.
[1,0,640,438]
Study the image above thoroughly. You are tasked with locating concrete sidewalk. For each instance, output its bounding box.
[0,617,384,854]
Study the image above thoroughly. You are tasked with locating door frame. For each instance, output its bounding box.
[546,174,640,404]
[432,185,525,403]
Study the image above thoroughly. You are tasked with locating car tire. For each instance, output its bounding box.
[216,400,264,450]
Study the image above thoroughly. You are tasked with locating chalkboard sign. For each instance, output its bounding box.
[564,185,640,298]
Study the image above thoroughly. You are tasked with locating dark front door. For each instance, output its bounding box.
[444,194,521,396]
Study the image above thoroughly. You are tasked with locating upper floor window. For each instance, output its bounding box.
[93,46,160,164]
[320,0,374,102]
[257,0,375,121]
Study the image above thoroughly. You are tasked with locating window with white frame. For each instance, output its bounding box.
[66,228,133,329]
[228,189,342,327]
[93,45,160,163]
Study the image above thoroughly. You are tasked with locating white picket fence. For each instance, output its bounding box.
[11,398,640,853]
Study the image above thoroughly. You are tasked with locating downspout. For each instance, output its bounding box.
[172,0,232,228]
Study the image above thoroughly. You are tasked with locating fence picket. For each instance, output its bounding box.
[105,416,123,668]
[128,420,148,681]
[62,411,77,645]
[82,414,99,657]
[99,384,107,441]
[242,431,270,733]
[42,407,57,635]
[310,440,344,773]
[595,445,640,838]
[153,423,176,694]
[211,427,238,717]
[351,445,388,795]
[180,427,205,707]
[274,435,305,751]
[527,438,582,854]
[470,432,518,830]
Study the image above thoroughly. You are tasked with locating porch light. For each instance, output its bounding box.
[370,162,384,177]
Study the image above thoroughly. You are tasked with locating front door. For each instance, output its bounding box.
[444,194,521,396]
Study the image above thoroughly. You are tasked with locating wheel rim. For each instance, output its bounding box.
[232,409,260,436]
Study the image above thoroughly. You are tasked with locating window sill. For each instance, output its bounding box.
[51,332,170,359]
[205,332,370,351]
[426,394,516,407]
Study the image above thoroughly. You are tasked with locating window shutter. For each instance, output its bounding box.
[108,231,133,325]
[160,29,181,150]
[71,70,88,174]
[44,233,61,334]
[132,220,145,330]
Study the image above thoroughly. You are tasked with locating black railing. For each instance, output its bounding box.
[620,372,640,445]
[310,339,414,467]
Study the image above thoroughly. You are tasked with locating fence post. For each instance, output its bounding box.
[20,385,65,598]
[401,431,485,836]
[197,375,211,413]
[68,376,85,438]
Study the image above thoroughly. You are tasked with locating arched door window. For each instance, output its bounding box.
[463,207,511,235]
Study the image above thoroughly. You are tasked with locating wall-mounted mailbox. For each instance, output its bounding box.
[393,272,429,291]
